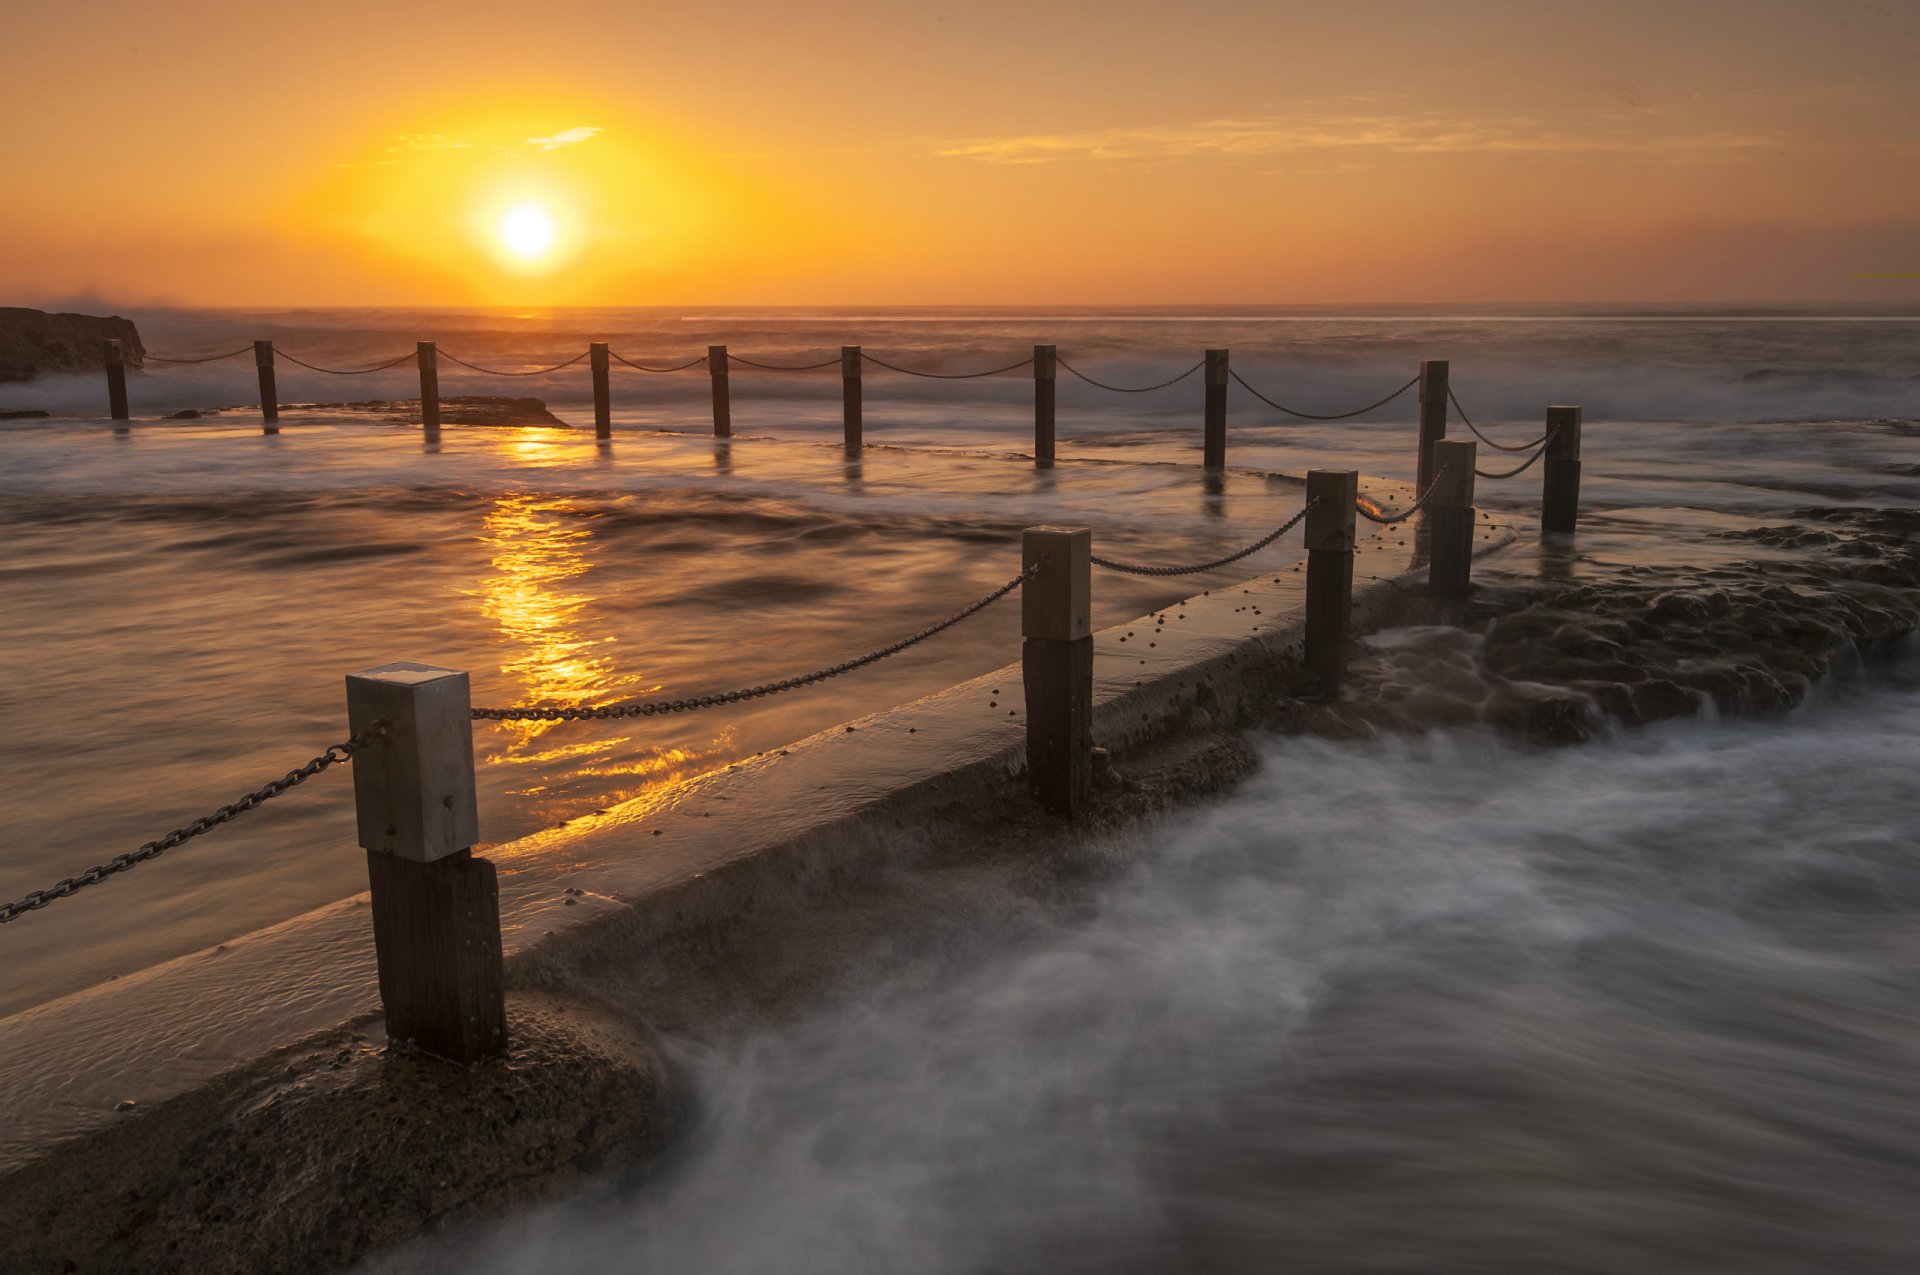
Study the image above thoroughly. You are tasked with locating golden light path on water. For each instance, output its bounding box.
[473,444,732,814]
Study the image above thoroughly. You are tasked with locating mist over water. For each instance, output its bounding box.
[384,647,1920,1274]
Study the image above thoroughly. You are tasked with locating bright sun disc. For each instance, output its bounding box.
[499,206,555,259]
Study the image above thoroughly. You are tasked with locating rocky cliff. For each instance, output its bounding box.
[0,307,145,383]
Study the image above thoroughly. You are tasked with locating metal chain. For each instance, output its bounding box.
[0,729,383,925]
[1091,500,1318,577]
[1354,466,1449,524]
[1449,387,1549,452]
[611,352,707,373]
[473,565,1041,723]
[1475,433,1556,480]
[275,350,418,375]
[437,350,591,376]
[1055,357,1205,393]
[860,352,1036,379]
[144,347,255,365]
[1230,370,1420,421]
[727,353,842,371]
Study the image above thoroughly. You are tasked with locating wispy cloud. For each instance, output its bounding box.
[387,133,476,153]
[525,126,602,151]
[937,113,1783,164]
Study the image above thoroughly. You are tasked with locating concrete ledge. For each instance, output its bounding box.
[0,472,1516,1271]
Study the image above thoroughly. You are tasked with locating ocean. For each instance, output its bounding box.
[4,304,1918,1269]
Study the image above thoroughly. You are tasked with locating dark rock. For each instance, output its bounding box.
[0,308,145,383]
[0,408,51,419]
[167,409,202,420]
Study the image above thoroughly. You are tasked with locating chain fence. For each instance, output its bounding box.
[1448,387,1548,452]
[1230,370,1420,421]
[1056,357,1205,393]
[1090,500,1317,577]
[611,351,707,373]
[860,352,1036,379]
[438,350,591,377]
[144,347,255,365]
[275,350,417,375]
[472,563,1040,723]
[1353,466,1452,525]
[0,729,383,925]
[728,353,843,372]
[1475,434,1556,480]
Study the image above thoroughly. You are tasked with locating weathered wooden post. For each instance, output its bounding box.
[1541,404,1583,535]
[842,346,862,452]
[708,345,731,438]
[346,661,505,1065]
[1415,359,1450,493]
[1022,526,1092,818]
[417,341,441,443]
[1034,344,1057,468]
[590,342,612,440]
[254,340,279,432]
[1203,348,1229,471]
[104,339,129,421]
[1427,438,1478,600]
[1303,470,1359,689]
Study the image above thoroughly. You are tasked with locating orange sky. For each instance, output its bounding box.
[4,0,1916,306]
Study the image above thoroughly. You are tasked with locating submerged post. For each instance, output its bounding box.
[1303,470,1359,689]
[1541,404,1583,536]
[708,345,731,438]
[1034,344,1057,468]
[1203,348,1229,470]
[417,341,440,443]
[346,661,505,1065]
[1427,438,1478,600]
[255,340,278,432]
[1416,359,1450,493]
[842,345,862,452]
[104,339,129,421]
[590,342,612,440]
[1022,526,1092,818]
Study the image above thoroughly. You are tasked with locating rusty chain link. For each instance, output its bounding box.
[437,350,591,376]
[727,353,843,371]
[1449,387,1550,453]
[1056,357,1205,393]
[1475,432,1557,480]
[611,352,707,373]
[1230,370,1420,421]
[1090,500,1318,577]
[1354,466,1450,524]
[860,352,1035,379]
[473,565,1041,723]
[274,350,418,375]
[0,728,384,925]
[144,346,255,365]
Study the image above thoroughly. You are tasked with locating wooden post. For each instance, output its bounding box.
[255,340,278,432]
[346,661,505,1065]
[104,339,129,421]
[590,342,612,440]
[1303,470,1359,689]
[1203,348,1229,470]
[842,346,862,452]
[1022,526,1092,818]
[1541,405,1583,535]
[1416,359,1450,493]
[708,345,731,438]
[1034,344,1057,468]
[1427,438,1477,600]
[417,342,440,443]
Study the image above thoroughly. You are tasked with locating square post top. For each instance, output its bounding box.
[842,346,862,377]
[1204,348,1230,386]
[345,662,478,863]
[1021,526,1091,641]
[707,345,728,374]
[1304,470,1359,552]
[1431,439,1478,508]
[1033,345,1057,379]
[1546,405,1582,460]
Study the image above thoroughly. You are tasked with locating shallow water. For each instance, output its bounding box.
[1,305,1915,1016]
[380,646,1920,1274]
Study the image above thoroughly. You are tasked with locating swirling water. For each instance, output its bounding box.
[389,646,1920,1273]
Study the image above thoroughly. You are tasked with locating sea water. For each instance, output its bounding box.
[2,304,1915,1024]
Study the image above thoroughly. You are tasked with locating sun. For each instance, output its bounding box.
[499,205,555,260]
